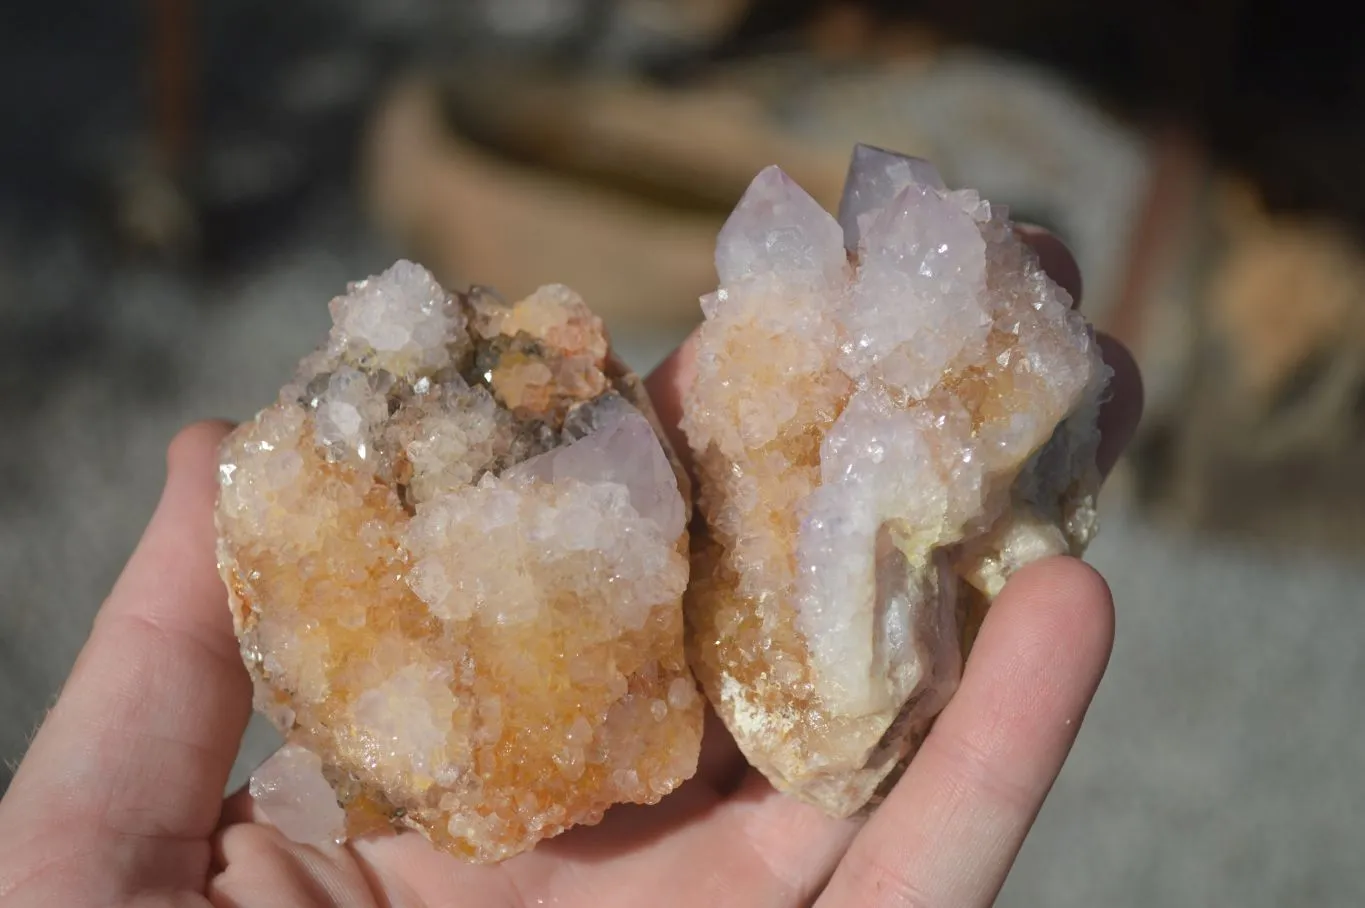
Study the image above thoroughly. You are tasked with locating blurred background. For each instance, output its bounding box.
[2,1,1363,903]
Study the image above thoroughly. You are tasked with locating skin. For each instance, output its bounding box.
[0,229,1142,908]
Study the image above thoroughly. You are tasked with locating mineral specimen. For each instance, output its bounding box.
[681,144,1109,816]
[215,264,702,863]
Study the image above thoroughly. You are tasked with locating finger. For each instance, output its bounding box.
[1013,225,1147,472]
[644,332,699,474]
[817,557,1114,908]
[1096,333,1144,476]
[1016,224,1083,306]
[350,779,858,908]
[209,823,380,908]
[0,421,252,895]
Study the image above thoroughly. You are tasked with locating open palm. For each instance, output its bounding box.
[0,233,1142,908]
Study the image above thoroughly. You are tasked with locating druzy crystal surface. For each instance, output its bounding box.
[216,263,701,862]
[681,145,1109,816]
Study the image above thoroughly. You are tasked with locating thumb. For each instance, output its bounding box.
[0,421,252,900]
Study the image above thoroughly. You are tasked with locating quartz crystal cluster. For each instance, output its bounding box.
[216,264,701,862]
[681,145,1109,816]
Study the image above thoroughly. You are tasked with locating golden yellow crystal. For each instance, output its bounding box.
[217,264,701,863]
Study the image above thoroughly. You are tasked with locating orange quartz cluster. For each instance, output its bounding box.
[680,150,1108,816]
[217,264,700,863]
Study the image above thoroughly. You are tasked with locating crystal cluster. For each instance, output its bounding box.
[216,264,701,863]
[681,145,1109,816]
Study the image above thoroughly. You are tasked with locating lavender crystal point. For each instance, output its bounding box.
[715,164,846,289]
[838,143,948,251]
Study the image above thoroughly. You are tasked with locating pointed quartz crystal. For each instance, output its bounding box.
[506,399,686,541]
[837,143,947,250]
[715,164,847,290]
[250,744,347,848]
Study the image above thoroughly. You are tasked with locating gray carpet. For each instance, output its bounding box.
[2,203,1362,907]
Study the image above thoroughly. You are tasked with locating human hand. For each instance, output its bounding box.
[0,229,1142,908]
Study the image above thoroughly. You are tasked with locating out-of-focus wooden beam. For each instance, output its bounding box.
[149,0,193,172]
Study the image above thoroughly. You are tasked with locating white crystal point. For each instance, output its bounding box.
[795,391,979,714]
[715,165,846,290]
[249,744,347,848]
[507,400,685,540]
[328,259,467,377]
[838,143,947,251]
